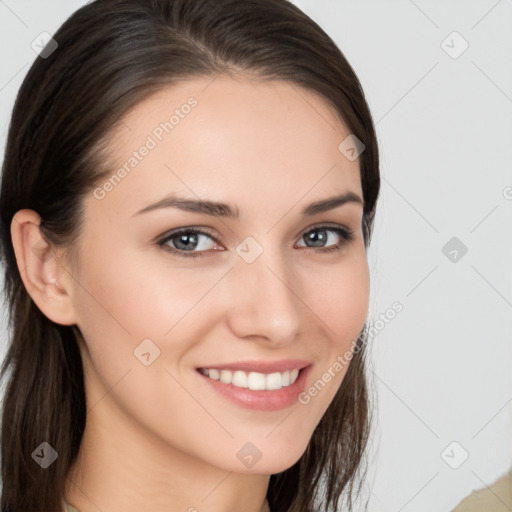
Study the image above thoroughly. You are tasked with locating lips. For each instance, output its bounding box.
[196,363,313,411]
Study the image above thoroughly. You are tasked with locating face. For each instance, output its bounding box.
[65,76,370,474]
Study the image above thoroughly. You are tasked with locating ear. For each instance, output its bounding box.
[10,209,78,326]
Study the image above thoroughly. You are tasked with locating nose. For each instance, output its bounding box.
[224,244,304,346]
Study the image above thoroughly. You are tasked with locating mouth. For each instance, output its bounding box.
[195,364,312,411]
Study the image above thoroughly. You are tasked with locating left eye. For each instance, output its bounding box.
[157,224,354,259]
[296,225,352,250]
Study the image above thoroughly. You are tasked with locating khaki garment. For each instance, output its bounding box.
[62,501,80,512]
[451,469,512,511]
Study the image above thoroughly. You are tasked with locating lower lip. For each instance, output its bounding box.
[196,365,312,411]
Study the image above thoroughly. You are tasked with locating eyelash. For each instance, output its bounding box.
[156,224,355,259]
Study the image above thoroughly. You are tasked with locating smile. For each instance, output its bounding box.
[198,368,300,391]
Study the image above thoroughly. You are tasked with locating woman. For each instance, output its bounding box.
[0,0,380,511]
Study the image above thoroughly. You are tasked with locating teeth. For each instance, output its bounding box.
[199,368,300,390]
[248,372,266,390]
[232,370,248,388]
[208,369,220,380]
[220,370,231,384]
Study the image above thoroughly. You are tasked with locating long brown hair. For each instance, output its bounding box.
[0,1,380,510]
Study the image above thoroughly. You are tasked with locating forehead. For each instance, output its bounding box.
[91,76,363,221]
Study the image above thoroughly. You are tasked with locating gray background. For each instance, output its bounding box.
[1,1,511,510]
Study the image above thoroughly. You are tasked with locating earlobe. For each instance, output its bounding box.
[10,209,78,326]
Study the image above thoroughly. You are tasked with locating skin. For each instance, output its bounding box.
[11,75,370,512]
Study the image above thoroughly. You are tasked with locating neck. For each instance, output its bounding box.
[64,385,271,512]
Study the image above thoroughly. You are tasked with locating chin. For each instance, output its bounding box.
[232,446,308,475]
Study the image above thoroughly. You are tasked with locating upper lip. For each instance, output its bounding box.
[197,359,312,374]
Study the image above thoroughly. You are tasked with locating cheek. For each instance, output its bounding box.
[70,249,221,427]
[75,240,185,329]
[306,249,370,342]
[71,246,228,371]
[297,250,369,408]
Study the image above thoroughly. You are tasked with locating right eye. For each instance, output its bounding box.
[156,228,223,258]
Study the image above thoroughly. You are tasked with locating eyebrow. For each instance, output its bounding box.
[132,191,364,218]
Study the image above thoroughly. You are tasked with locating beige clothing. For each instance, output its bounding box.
[451,469,512,511]
[62,501,80,512]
